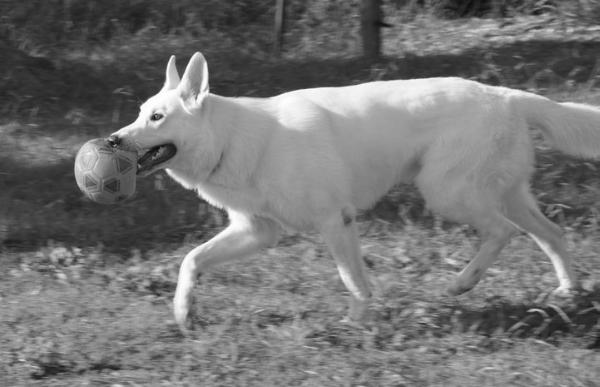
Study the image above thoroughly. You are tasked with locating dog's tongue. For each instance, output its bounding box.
[137,144,177,174]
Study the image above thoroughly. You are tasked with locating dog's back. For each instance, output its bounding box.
[262,78,527,220]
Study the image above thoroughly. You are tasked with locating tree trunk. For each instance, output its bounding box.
[360,0,382,59]
[274,0,286,56]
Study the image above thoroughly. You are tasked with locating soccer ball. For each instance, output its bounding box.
[74,138,138,204]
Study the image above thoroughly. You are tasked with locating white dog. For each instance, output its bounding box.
[111,52,598,331]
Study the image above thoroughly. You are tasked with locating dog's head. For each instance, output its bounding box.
[110,52,216,178]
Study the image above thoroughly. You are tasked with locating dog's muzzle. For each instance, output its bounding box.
[106,135,177,175]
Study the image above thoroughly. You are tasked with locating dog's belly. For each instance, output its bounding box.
[349,154,422,210]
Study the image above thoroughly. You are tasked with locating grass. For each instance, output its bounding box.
[1,226,599,386]
[1,10,600,387]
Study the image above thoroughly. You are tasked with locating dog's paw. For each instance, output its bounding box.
[339,316,367,329]
[347,297,369,322]
[173,295,195,334]
[446,282,474,297]
[336,297,370,328]
[548,285,582,305]
[535,285,582,305]
[551,285,580,298]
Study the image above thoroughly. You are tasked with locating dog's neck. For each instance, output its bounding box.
[184,94,278,213]
[207,149,225,179]
[200,94,274,186]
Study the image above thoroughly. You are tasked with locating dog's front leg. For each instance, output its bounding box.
[319,207,372,323]
[173,215,281,332]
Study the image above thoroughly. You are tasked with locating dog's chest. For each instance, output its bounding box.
[195,182,263,214]
[195,181,316,231]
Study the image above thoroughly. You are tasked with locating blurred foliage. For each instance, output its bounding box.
[3,0,600,55]
[1,0,272,48]
[392,0,600,20]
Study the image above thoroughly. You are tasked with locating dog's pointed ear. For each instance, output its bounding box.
[178,52,209,106]
[161,55,180,92]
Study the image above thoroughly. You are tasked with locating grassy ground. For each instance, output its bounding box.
[1,13,600,387]
[1,226,599,386]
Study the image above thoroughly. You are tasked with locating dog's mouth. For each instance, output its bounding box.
[137,143,177,175]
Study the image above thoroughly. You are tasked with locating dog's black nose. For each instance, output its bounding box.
[106,135,121,147]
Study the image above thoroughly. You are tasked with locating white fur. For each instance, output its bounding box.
[114,52,599,331]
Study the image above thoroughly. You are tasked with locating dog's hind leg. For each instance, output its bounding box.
[318,206,372,322]
[447,212,517,295]
[173,214,281,332]
[503,183,579,294]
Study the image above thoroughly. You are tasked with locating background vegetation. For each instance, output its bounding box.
[1,1,599,386]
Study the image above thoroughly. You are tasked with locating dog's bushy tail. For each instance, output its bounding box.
[513,90,600,159]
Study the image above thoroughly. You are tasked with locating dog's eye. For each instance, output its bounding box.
[150,113,164,122]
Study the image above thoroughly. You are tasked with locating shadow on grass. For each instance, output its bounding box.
[441,291,599,345]
[186,288,600,351]
[370,289,600,350]
[288,290,600,352]
[0,156,217,252]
